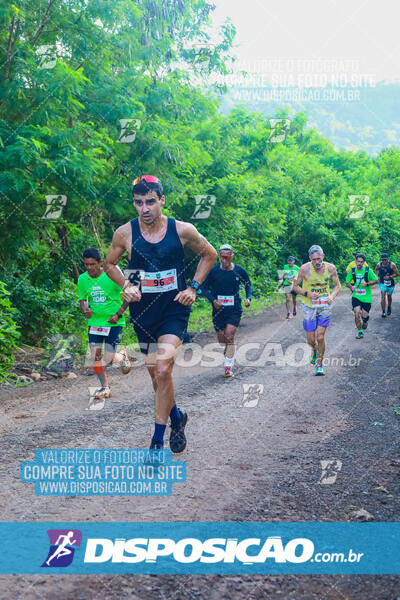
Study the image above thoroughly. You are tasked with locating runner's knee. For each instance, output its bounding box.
[217,332,225,343]
[154,362,173,382]
[93,349,102,362]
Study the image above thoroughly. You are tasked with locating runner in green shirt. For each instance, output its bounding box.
[279,256,300,319]
[77,247,131,399]
[345,253,378,339]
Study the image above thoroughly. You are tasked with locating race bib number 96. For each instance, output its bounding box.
[141,269,178,293]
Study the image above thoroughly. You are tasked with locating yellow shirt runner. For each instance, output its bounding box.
[301,262,331,308]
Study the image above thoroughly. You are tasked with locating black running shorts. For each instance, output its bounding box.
[212,308,242,331]
[132,312,190,354]
[351,297,371,312]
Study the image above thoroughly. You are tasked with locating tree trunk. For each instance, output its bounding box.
[55,223,80,283]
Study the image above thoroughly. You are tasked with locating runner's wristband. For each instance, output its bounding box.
[304,291,308,297]
[190,280,201,291]
[115,313,122,319]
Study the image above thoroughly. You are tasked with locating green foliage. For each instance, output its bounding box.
[1,0,400,353]
[0,281,20,381]
[5,275,86,343]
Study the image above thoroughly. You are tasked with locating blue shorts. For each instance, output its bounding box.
[302,304,331,332]
[88,325,122,352]
[379,283,395,295]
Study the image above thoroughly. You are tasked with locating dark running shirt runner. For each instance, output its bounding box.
[378,261,394,287]
[202,264,252,309]
[127,217,191,327]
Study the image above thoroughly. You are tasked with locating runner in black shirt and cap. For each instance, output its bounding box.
[202,244,252,378]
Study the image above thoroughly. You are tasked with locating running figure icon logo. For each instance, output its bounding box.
[242,384,264,407]
[41,529,82,568]
[319,460,342,485]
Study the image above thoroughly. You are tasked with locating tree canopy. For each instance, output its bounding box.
[1,0,400,351]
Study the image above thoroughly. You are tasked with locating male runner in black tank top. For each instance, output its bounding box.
[202,244,252,377]
[104,175,217,453]
[374,253,398,317]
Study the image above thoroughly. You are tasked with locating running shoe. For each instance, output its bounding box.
[149,440,163,450]
[310,350,318,365]
[169,409,188,453]
[387,305,392,316]
[382,310,387,318]
[315,364,325,376]
[356,330,364,339]
[119,348,131,375]
[224,366,234,377]
[293,309,297,316]
[361,320,368,330]
[148,440,164,466]
[286,312,292,320]
[94,386,112,399]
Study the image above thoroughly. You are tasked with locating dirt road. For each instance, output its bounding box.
[1,289,400,599]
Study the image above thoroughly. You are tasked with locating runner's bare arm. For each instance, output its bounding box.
[177,222,218,283]
[328,265,341,302]
[79,299,92,318]
[391,262,399,277]
[374,262,380,276]
[107,299,130,324]
[104,225,141,303]
[104,226,130,287]
[174,222,217,306]
[292,266,306,295]
[119,299,130,312]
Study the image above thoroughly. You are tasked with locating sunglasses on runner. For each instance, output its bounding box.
[133,175,161,185]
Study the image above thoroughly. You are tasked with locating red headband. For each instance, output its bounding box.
[133,175,161,185]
